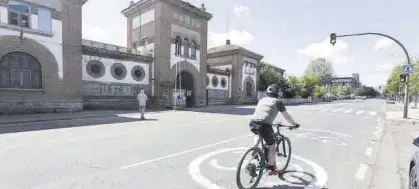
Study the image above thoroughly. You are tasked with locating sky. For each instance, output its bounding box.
[82,0,419,87]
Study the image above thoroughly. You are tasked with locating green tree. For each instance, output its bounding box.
[313,85,328,98]
[383,65,403,97]
[300,73,320,98]
[258,65,283,91]
[287,75,303,97]
[305,58,335,84]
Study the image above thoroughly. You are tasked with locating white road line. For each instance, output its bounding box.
[364,147,372,157]
[299,128,352,138]
[355,163,368,180]
[209,159,236,171]
[332,108,343,112]
[369,111,377,116]
[189,147,328,189]
[2,117,245,150]
[120,134,252,170]
[356,110,365,115]
[344,109,353,114]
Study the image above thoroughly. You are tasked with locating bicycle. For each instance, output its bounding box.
[236,122,297,189]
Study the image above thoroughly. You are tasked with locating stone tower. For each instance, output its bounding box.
[122,0,212,108]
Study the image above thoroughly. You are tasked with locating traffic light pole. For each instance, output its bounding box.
[331,32,411,118]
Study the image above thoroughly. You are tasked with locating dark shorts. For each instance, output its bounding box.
[249,120,275,145]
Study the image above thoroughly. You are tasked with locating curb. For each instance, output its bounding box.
[0,110,165,126]
[0,114,114,126]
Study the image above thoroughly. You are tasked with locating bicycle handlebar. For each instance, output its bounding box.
[272,123,298,130]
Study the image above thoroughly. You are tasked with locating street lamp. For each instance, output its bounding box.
[329,32,411,118]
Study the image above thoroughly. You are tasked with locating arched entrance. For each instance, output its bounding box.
[176,71,195,107]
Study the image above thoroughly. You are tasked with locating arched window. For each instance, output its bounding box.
[246,82,252,97]
[184,38,189,57]
[175,36,182,56]
[191,40,197,58]
[0,52,42,89]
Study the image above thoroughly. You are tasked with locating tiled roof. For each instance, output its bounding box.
[207,44,263,60]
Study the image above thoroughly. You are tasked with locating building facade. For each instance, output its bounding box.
[0,0,86,114]
[81,39,153,110]
[0,0,270,114]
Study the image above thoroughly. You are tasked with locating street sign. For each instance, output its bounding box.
[402,64,414,75]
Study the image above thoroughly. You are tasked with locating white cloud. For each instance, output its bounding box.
[82,22,126,46]
[208,29,254,48]
[298,38,351,64]
[233,4,251,18]
[373,38,395,50]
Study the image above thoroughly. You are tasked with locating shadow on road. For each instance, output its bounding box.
[0,115,158,134]
[186,105,256,115]
[257,171,328,189]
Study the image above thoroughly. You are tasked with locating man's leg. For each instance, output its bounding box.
[261,125,277,175]
[140,106,145,119]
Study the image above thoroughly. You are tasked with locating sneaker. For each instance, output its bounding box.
[267,166,278,176]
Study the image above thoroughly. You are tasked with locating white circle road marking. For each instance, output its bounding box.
[188,147,328,189]
[298,128,351,138]
[209,158,236,171]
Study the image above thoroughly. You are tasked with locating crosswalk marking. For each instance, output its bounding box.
[297,105,379,117]
[344,109,353,114]
[356,110,364,115]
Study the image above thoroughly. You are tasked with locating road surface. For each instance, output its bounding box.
[0,99,387,189]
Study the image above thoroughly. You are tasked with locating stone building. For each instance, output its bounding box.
[0,0,267,114]
[81,39,153,110]
[0,0,87,114]
[207,40,263,104]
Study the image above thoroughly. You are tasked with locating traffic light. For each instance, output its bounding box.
[400,74,407,83]
[330,33,337,46]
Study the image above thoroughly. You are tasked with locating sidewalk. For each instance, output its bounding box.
[373,118,419,189]
[0,109,165,125]
[386,102,419,124]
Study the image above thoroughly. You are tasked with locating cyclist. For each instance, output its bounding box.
[249,84,300,175]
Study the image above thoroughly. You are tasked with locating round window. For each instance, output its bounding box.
[206,76,210,86]
[90,64,101,74]
[115,67,123,76]
[111,63,127,80]
[211,76,219,87]
[86,60,105,78]
[221,78,227,88]
[131,65,146,81]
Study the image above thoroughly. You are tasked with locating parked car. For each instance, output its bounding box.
[409,137,419,189]
[386,98,396,104]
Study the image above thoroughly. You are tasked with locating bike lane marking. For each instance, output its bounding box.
[188,147,328,189]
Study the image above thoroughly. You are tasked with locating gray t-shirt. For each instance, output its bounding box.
[251,97,286,124]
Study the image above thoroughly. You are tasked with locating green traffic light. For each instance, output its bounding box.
[330,33,337,46]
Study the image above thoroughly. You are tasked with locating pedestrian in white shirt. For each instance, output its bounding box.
[137,89,148,120]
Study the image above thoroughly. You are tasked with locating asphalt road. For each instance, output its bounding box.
[0,99,386,189]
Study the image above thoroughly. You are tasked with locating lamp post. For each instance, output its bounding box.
[330,32,411,118]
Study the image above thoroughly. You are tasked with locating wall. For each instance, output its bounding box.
[0,0,84,114]
[82,55,150,110]
[82,55,150,85]
[0,6,63,79]
[241,56,258,103]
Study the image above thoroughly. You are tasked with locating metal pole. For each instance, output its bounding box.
[335,32,411,118]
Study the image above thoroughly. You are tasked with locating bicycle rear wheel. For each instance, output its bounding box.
[276,136,292,173]
[236,146,265,189]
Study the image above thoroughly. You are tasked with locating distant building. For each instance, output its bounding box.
[329,73,361,89]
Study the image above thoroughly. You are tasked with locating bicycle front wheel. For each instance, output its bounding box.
[276,136,292,173]
[236,146,265,189]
